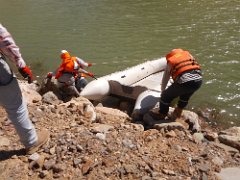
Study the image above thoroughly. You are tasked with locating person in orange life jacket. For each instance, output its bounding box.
[0,23,49,154]
[159,48,202,119]
[47,50,94,96]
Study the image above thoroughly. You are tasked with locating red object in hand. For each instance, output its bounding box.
[88,72,94,77]
[18,66,33,83]
[88,63,92,67]
[47,72,52,79]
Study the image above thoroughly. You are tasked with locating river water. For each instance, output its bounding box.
[1,0,239,126]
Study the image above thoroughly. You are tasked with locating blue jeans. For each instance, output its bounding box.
[159,79,202,115]
[0,58,37,148]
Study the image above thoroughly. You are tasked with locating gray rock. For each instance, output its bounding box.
[96,133,106,140]
[220,127,240,136]
[90,123,114,134]
[212,142,239,153]
[42,91,60,105]
[215,167,240,180]
[122,139,136,149]
[43,159,56,170]
[154,122,185,131]
[218,134,240,151]
[212,156,224,166]
[193,133,205,144]
[28,152,40,161]
[204,131,218,141]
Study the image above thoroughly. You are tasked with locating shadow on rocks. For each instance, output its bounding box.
[0,148,26,161]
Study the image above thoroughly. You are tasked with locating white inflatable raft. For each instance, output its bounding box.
[80,57,172,116]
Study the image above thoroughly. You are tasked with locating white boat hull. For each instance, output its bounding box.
[80,57,171,116]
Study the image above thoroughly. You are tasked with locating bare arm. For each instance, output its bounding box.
[161,64,171,91]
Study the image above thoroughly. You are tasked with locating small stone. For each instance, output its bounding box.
[39,170,49,178]
[166,130,177,138]
[76,144,84,152]
[49,146,56,155]
[19,156,28,162]
[29,152,40,161]
[52,163,65,173]
[43,159,56,170]
[73,158,81,167]
[162,169,176,176]
[96,133,106,140]
[212,156,224,166]
[82,159,93,175]
[193,133,204,144]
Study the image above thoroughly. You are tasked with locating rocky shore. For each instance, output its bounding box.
[0,80,239,180]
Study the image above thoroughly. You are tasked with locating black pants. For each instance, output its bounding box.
[159,79,202,115]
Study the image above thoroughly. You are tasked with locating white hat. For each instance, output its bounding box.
[61,50,68,54]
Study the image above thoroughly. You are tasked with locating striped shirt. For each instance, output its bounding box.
[0,23,26,68]
[176,70,202,84]
[161,63,202,91]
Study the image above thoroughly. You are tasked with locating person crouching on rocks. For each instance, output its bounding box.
[47,50,94,97]
[0,23,49,154]
[159,48,202,120]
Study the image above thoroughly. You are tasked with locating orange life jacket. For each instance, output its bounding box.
[166,50,201,81]
[55,56,80,79]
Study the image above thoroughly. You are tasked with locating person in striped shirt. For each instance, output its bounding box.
[159,48,202,119]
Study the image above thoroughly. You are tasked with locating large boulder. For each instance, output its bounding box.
[19,80,42,104]
[218,127,240,151]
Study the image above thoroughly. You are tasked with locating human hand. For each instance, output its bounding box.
[87,72,94,77]
[18,66,33,83]
[88,63,92,67]
[47,72,53,79]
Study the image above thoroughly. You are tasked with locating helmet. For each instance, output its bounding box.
[166,48,184,60]
[60,50,70,59]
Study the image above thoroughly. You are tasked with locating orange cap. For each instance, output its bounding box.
[166,48,184,60]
